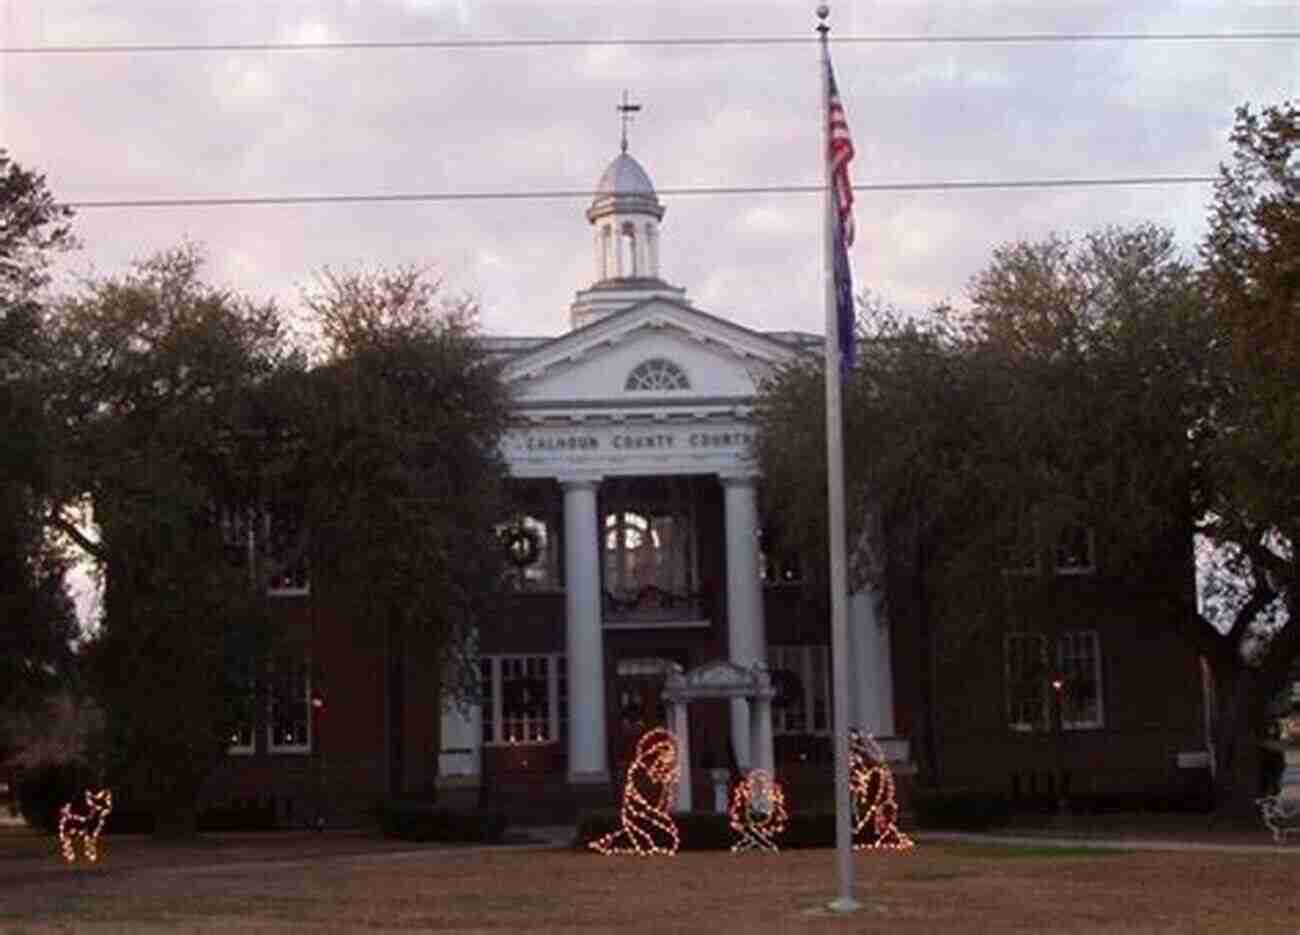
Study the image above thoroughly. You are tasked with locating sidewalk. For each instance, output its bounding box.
[918,829,1300,855]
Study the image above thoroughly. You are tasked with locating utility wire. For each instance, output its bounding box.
[66,176,1220,210]
[3,32,1299,55]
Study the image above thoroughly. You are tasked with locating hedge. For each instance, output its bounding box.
[379,800,508,843]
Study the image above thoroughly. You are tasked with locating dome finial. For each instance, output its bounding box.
[618,89,641,154]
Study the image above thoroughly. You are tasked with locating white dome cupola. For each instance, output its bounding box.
[587,151,665,282]
[569,94,687,331]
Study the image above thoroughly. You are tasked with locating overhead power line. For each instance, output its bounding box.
[3,32,1298,55]
[66,176,1220,210]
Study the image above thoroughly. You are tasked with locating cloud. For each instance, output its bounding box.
[8,0,1295,345]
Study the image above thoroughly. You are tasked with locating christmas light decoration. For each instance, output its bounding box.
[588,727,680,857]
[729,769,787,854]
[57,788,113,864]
[848,731,913,851]
[1257,795,1300,843]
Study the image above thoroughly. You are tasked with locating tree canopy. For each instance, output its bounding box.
[757,100,1299,812]
[296,268,514,675]
[39,247,285,831]
[1193,101,1300,806]
[0,152,78,743]
[757,223,1211,786]
[291,267,512,793]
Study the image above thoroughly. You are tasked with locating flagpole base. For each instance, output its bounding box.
[827,897,862,914]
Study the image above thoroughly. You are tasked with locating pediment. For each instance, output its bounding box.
[663,659,774,700]
[503,298,807,408]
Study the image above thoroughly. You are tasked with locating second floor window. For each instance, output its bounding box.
[220,502,310,596]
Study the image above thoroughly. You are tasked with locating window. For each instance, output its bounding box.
[227,659,257,755]
[1058,631,1104,728]
[1005,631,1104,732]
[265,504,310,594]
[498,514,561,590]
[768,645,831,735]
[1004,634,1049,732]
[625,358,690,391]
[619,222,637,276]
[758,529,802,585]
[268,657,312,753]
[219,502,310,596]
[603,510,696,617]
[605,510,689,595]
[601,479,701,623]
[1054,525,1096,575]
[479,654,566,746]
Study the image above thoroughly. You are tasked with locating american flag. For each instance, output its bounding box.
[826,58,856,248]
[826,55,856,372]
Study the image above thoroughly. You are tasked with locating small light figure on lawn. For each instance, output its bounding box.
[849,730,913,851]
[58,788,113,864]
[729,769,788,854]
[588,727,680,857]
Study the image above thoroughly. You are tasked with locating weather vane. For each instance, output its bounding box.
[618,89,641,154]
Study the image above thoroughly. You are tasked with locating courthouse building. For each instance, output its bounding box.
[439,144,902,816]
[203,139,1214,824]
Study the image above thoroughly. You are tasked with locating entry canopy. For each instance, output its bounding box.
[662,660,775,703]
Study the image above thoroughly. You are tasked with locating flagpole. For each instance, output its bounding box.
[817,3,860,914]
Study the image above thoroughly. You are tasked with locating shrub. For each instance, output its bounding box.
[576,809,862,851]
[911,787,1013,830]
[15,762,92,832]
[197,803,277,832]
[380,800,507,843]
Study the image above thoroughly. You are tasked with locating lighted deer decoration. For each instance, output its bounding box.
[58,788,113,863]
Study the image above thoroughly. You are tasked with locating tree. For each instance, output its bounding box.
[0,151,79,763]
[757,225,1213,794]
[1195,101,1300,810]
[43,247,285,834]
[294,266,512,796]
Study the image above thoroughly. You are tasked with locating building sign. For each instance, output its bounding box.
[526,435,600,451]
[506,424,756,477]
[521,430,753,453]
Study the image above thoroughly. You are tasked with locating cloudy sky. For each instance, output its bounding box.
[3,0,1298,343]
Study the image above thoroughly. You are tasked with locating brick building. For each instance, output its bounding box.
[200,144,1212,825]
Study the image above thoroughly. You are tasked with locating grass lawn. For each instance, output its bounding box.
[3,826,1300,933]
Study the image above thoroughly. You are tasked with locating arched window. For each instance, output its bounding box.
[600,478,701,622]
[604,510,691,600]
[625,358,690,392]
[620,221,638,276]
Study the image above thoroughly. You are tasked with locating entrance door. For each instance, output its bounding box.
[610,657,680,778]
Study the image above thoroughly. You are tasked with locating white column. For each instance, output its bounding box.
[437,698,481,784]
[670,700,692,813]
[723,475,766,769]
[849,587,895,736]
[563,478,608,783]
[749,695,774,775]
[646,223,659,278]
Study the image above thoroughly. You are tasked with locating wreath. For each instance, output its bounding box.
[501,522,542,568]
